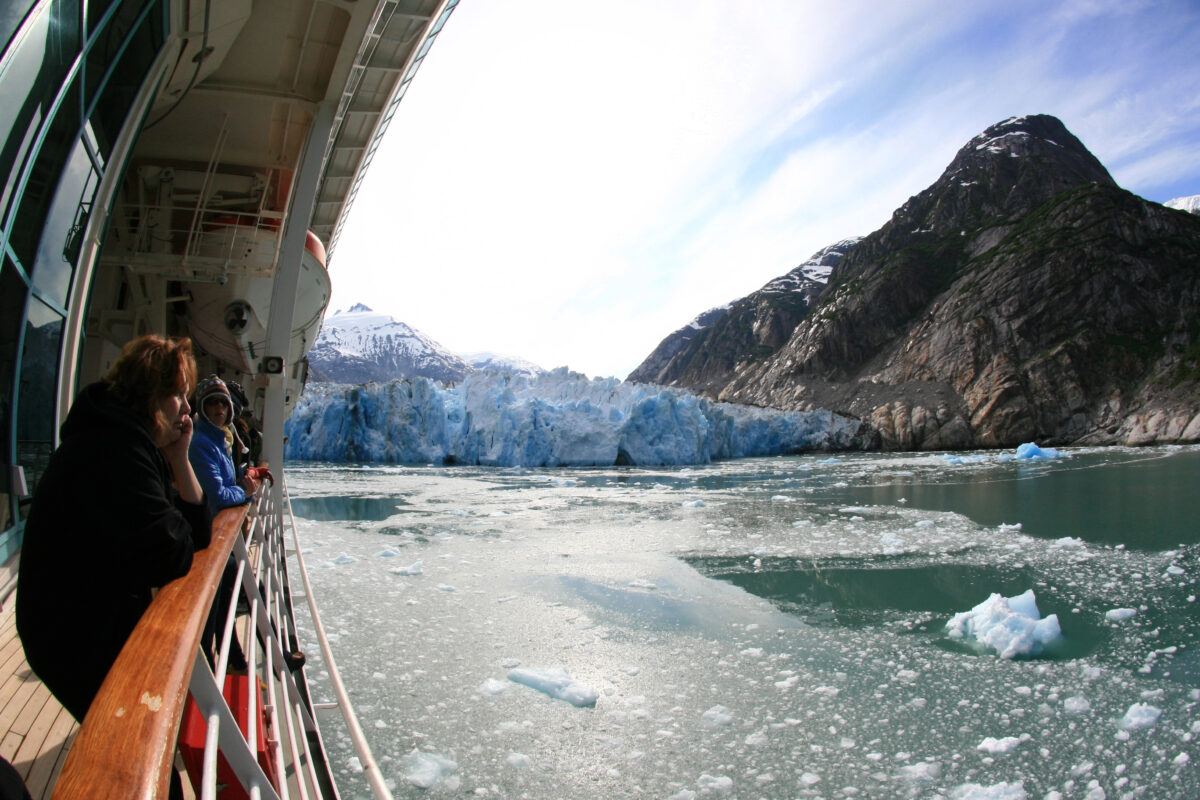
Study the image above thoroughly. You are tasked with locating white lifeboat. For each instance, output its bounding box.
[184,220,330,394]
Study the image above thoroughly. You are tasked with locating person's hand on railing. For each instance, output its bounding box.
[244,465,274,486]
[238,471,260,499]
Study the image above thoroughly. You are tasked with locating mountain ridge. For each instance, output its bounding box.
[307,305,544,384]
[631,115,1200,448]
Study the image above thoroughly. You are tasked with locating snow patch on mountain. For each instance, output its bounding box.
[462,351,545,378]
[761,237,862,293]
[1165,194,1200,214]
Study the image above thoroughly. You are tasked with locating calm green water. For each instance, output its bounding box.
[822,446,1200,550]
[287,444,1200,799]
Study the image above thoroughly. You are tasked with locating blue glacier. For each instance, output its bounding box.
[284,368,862,466]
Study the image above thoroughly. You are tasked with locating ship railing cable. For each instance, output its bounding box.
[51,477,337,799]
[282,472,395,799]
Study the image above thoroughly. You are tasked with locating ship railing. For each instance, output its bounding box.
[102,201,287,280]
[50,477,343,799]
[282,477,396,799]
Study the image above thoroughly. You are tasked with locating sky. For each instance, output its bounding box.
[327,0,1200,380]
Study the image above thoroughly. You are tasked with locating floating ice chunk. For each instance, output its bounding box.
[505,753,531,769]
[1105,608,1138,622]
[977,736,1021,754]
[798,771,821,787]
[945,589,1062,659]
[348,756,363,774]
[682,499,705,508]
[666,791,696,800]
[696,774,733,794]
[897,762,941,782]
[1118,702,1162,730]
[770,495,792,503]
[1063,696,1091,715]
[744,730,769,747]
[479,678,508,695]
[376,548,401,558]
[391,561,423,576]
[950,781,1027,799]
[332,553,357,565]
[998,522,1022,532]
[507,666,599,707]
[702,705,734,726]
[435,583,457,592]
[403,749,460,790]
[1014,442,1063,460]
[1050,537,1084,549]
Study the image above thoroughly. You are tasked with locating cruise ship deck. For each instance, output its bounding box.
[0,581,75,799]
[2,1,459,796]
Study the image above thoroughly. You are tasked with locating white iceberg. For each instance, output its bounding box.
[402,749,459,790]
[945,589,1062,659]
[507,666,599,707]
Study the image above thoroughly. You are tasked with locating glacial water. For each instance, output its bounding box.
[285,445,1200,799]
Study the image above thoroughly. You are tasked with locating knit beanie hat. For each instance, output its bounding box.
[195,375,233,427]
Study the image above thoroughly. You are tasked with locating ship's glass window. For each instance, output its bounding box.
[9,74,82,288]
[26,132,99,308]
[0,262,28,531]
[1,1,42,57]
[87,0,164,158]
[16,297,62,508]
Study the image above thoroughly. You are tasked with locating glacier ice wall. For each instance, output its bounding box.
[284,368,861,466]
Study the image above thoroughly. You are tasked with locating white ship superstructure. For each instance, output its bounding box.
[0,1,458,796]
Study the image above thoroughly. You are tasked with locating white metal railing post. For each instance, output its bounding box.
[187,651,282,800]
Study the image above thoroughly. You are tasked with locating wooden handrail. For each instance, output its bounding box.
[51,503,248,799]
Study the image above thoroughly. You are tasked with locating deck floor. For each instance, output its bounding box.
[0,589,77,800]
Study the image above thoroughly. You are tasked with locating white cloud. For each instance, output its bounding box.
[328,0,1200,379]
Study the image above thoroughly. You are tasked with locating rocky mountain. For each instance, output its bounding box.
[634,115,1200,449]
[307,304,474,384]
[627,238,860,391]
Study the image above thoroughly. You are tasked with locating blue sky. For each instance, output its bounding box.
[328,0,1200,379]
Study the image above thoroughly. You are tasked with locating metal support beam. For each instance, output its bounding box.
[261,101,335,474]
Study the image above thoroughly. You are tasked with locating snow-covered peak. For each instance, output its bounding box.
[1165,195,1200,214]
[309,305,473,384]
[463,351,545,378]
[318,305,442,359]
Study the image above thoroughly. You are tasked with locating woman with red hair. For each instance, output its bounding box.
[17,335,212,722]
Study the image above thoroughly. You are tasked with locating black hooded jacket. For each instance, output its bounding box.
[16,381,211,720]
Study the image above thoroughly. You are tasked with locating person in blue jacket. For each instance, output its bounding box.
[189,375,259,513]
[187,376,303,671]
